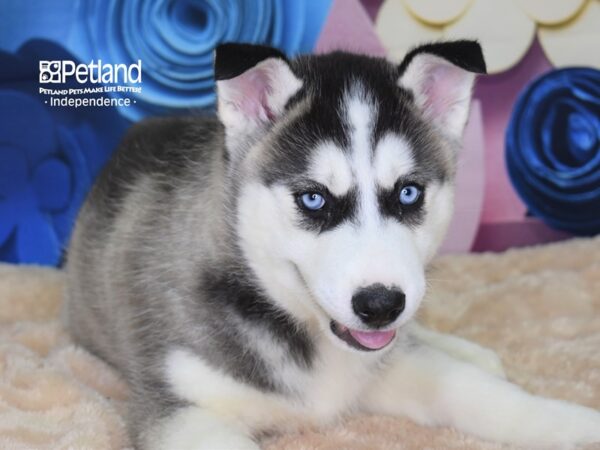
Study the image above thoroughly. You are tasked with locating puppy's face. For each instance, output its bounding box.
[216,43,485,352]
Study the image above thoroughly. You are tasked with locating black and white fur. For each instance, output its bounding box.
[64,41,600,449]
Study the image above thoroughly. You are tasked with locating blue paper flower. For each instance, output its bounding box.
[0,1,334,265]
[0,40,128,265]
[506,68,600,235]
[0,0,333,120]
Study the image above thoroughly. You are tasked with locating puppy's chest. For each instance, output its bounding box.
[165,343,377,433]
[285,342,376,422]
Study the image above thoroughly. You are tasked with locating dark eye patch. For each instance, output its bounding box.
[378,178,426,227]
[291,181,358,233]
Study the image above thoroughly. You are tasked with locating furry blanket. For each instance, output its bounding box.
[1,237,599,449]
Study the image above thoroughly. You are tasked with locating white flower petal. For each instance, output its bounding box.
[538,0,600,68]
[444,0,536,73]
[516,0,588,25]
[375,0,444,63]
[402,0,473,26]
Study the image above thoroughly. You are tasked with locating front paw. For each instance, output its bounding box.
[156,429,262,450]
[148,406,262,450]
[563,406,600,446]
[531,400,600,448]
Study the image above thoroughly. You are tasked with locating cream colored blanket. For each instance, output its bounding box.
[1,237,599,449]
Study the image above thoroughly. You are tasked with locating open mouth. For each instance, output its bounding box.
[329,320,396,351]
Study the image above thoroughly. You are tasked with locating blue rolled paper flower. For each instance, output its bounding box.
[0,40,128,265]
[506,68,600,235]
[0,0,333,121]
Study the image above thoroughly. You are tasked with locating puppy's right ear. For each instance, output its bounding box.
[215,43,302,151]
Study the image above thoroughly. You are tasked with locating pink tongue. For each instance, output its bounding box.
[349,329,396,350]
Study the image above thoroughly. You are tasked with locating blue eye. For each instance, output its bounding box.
[399,185,422,205]
[300,192,326,211]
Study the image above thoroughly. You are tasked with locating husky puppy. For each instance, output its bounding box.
[64,41,600,449]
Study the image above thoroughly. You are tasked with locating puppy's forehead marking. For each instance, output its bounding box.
[345,93,379,225]
[374,134,415,189]
[308,142,353,197]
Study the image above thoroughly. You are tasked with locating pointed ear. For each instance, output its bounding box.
[215,43,303,149]
[398,40,486,139]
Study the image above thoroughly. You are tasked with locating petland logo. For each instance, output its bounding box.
[39,60,142,84]
[38,59,142,109]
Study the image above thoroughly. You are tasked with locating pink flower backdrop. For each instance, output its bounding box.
[364,0,600,251]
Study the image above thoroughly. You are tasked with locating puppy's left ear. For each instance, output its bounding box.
[215,43,302,150]
[398,40,486,139]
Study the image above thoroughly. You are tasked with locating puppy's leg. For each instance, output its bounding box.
[141,405,260,450]
[408,322,505,378]
[363,344,600,448]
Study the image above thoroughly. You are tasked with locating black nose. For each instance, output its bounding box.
[352,284,405,328]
